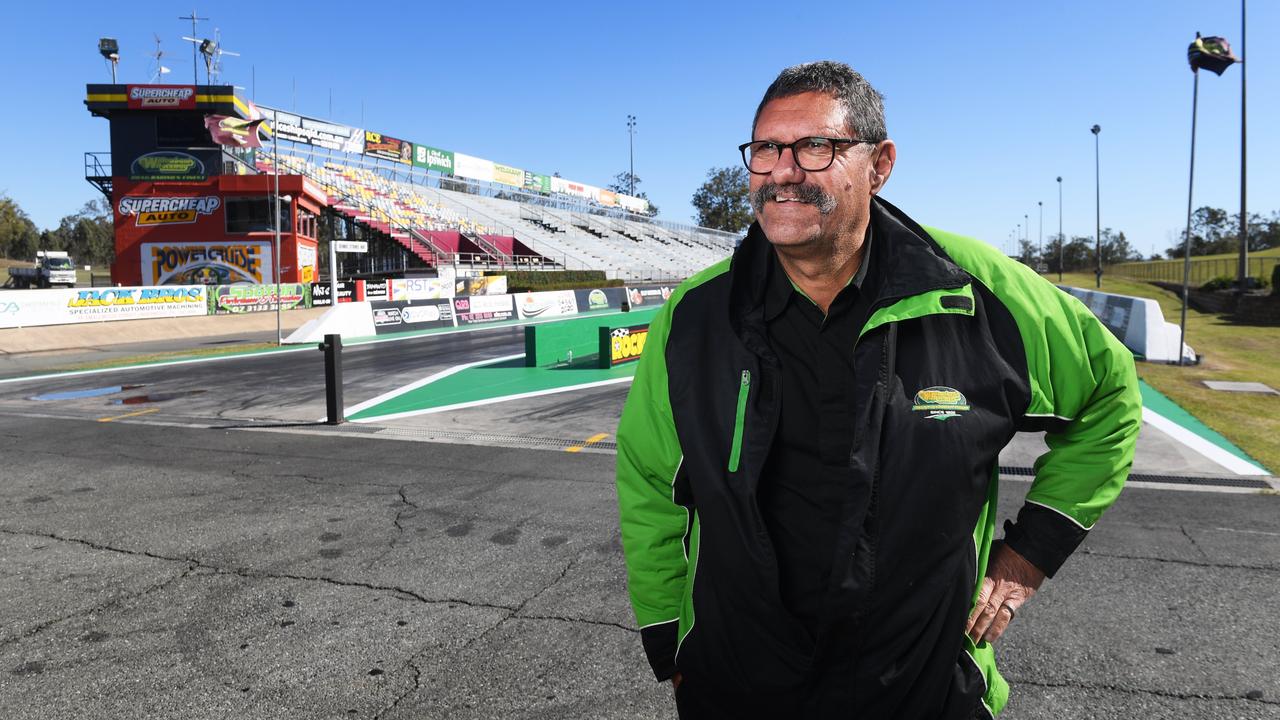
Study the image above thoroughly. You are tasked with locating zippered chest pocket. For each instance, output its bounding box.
[728,369,751,472]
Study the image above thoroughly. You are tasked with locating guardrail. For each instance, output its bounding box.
[1108,256,1277,286]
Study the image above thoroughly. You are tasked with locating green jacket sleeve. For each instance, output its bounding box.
[1002,274,1142,576]
[926,227,1143,577]
[615,297,689,679]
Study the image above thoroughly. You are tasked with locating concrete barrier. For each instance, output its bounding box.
[284,302,376,344]
[1058,286,1195,364]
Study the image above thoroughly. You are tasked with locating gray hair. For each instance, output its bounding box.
[752,61,887,142]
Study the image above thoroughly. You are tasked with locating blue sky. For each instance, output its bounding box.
[0,1,1272,257]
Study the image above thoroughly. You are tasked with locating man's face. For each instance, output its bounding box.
[748,91,892,252]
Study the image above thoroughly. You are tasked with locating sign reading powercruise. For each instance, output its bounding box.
[126,85,197,110]
[118,196,221,226]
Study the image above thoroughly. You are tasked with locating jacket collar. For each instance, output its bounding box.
[729,196,970,340]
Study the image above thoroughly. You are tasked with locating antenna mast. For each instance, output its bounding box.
[177,9,207,85]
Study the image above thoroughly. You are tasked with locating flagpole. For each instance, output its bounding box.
[273,109,282,346]
[1179,68,1200,367]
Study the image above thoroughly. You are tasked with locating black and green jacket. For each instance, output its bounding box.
[615,197,1141,717]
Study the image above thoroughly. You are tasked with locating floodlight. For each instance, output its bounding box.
[98,37,119,60]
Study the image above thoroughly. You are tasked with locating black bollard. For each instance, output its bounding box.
[320,333,345,425]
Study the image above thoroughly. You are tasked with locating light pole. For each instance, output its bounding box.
[1237,0,1248,294]
[1056,177,1063,282]
[1023,213,1029,263]
[1037,201,1043,273]
[626,114,637,197]
[1091,125,1102,288]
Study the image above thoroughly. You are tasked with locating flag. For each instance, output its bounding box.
[204,115,266,148]
[1187,33,1238,76]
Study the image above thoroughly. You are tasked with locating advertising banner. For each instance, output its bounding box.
[204,115,266,148]
[598,189,618,207]
[453,153,495,183]
[388,277,454,301]
[412,144,455,174]
[118,195,220,227]
[0,286,207,329]
[126,85,196,110]
[514,290,578,319]
[493,163,524,188]
[617,194,649,214]
[360,278,389,301]
[452,294,516,325]
[370,300,456,334]
[130,151,206,181]
[310,280,356,307]
[209,283,309,314]
[141,241,273,285]
[625,284,676,309]
[573,287,626,312]
[260,106,364,153]
[364,130,412,164]
[603,324,650,367]
[523,171,551,194]
[457,276,507,296]
[297,244,317,284]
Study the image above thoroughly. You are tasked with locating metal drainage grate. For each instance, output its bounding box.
[999,465,1271,489]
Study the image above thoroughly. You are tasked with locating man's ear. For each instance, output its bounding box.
[869,140,897,195]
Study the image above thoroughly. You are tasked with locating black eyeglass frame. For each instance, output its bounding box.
[737,136,878,174]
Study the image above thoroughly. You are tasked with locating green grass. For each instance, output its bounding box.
[1053,272,1278,473]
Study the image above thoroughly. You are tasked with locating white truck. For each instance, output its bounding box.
[6,251,78,289]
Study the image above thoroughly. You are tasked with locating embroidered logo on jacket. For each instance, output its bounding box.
[911,386,971,421]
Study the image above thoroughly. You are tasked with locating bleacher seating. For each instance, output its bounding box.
[258,152,738,281]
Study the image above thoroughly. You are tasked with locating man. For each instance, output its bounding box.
[615,61,1141,718]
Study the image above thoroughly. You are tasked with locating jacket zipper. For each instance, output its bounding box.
[728,369,751,472]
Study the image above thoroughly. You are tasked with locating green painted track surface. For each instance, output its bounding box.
[349,357,637,420]
[1139,379,1267,470]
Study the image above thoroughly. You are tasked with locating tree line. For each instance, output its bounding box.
[0,195,114,266]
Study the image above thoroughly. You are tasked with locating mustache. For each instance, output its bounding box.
[748,183,838,215]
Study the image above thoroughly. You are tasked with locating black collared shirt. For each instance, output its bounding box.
[759,230,879,635]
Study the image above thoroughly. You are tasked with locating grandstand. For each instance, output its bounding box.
[259,149,737,281]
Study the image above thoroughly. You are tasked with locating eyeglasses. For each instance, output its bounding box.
[738,136,877,174]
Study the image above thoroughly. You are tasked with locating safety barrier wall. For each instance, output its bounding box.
[525,304,660,367]
[1058,285,1194,364]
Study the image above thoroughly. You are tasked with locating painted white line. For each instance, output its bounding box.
[1142,407,1269,476]
[340,352,525,418]
[344,309,637,348]
[351,376,635,423]
[0,346,313,385]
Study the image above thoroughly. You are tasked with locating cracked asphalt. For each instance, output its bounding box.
[0,322,1276,718]
[1,416,1276,719]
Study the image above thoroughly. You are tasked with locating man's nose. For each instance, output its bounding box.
[770,146,806,184]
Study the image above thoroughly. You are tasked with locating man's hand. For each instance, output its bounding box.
[965,543,1046,645]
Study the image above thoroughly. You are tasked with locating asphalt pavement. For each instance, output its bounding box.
[0,325,1277,718]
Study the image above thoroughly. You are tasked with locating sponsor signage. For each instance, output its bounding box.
[210,283,309,314]
[453,153,494,183]
[333,241,368,253]
[493,163,524,187]
[118,195,220,227]
[130,151,206,181]
[298,244,317,283]
[412,144,455,174]
[126,84,197,110]
[515,290,578,319]
[310,280,356,307]
[370,300,456,334]
[605,324,650,366]
[626,284,676,308]
[452,294,515,325]
[457,276,507,296]
[389,277,453,301]
[364,130,412,164]
[141,241,273,285]
[259,106,364,153]
[360,279,389,302]
[0,286,208,329]
[523,171,551,194]
[573,287,625,312]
